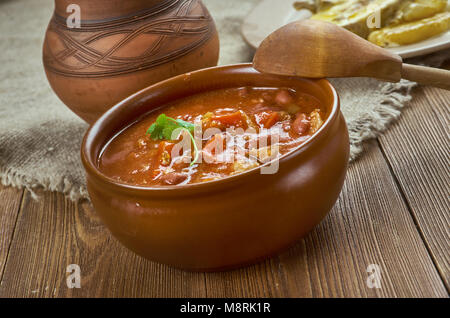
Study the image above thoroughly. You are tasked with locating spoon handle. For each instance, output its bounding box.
[401,64,450,91]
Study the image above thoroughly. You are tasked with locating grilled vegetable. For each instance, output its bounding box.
[293,0,346,13]
[293,0,450,47]
[368,11,450,47]
[389,0,448,25]
[310,0,402,38]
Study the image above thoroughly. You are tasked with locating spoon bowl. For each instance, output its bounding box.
[253,20,450,90]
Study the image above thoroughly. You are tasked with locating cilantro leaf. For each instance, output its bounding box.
[146,114,199,166]
[175,119,195,133]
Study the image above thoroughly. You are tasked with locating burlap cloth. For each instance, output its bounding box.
[0,0,448,200]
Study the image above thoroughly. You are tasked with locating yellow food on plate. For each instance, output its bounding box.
[293,0,450,47]
[310,0,402,38]
[389,0,448,24]
[369,11,450,46]
[293,0,346,12]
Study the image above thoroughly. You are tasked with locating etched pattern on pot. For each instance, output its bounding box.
[43,0,214,78]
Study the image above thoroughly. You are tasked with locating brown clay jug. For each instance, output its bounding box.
[43,0,220,124]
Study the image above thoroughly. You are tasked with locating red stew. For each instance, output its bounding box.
[99,87,327,186]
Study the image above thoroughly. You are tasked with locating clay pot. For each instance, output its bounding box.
[43,0,220,124]
[81,64,350,271]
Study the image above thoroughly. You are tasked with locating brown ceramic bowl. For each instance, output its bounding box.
[81,64,349,271]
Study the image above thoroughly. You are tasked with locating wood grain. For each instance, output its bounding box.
[205,141,448,297]
[401,64,450,91]
[378,86,450,289]
[0,185,23,280]
[0,190,207,298]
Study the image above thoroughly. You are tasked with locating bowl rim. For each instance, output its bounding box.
[81,63,340,196]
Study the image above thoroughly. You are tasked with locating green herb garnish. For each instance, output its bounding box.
[146,114,199,166]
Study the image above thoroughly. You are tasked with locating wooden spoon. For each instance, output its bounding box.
[253,20,450,90]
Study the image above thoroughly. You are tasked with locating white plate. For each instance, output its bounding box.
[241,0,450,58]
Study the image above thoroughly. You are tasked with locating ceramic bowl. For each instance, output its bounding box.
[81,64,349,271]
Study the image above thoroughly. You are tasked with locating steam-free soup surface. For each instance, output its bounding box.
[99,87,327,186]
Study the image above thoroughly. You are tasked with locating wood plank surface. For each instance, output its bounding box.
[0,190,207,298]
[205,141,448,298]
[378,86,450,289]
[0,185,23,280]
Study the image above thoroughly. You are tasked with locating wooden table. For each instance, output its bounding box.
[0,83,448,298]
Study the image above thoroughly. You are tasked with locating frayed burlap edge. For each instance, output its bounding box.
[347,80,416,161]
[347,49,449,161]
[0,166,88,201]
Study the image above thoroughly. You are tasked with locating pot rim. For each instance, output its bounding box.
[81,63,340,196]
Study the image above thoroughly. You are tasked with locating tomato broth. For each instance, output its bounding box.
[98,86,327,186]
